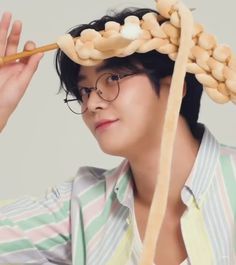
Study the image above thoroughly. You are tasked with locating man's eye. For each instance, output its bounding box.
[107,74,119,82]
[79,87,91,96]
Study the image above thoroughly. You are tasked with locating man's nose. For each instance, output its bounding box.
[86,90,108,112]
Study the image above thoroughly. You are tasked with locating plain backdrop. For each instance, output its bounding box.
[0,0,235,199]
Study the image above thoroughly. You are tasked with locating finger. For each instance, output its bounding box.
[17,53,44,96]
[0,12,12,57]
[5,20,22,56]
[23,41,36,51]
[1,53,43,106]
[20,41,36,64]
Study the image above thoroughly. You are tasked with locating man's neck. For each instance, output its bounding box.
[128,118,201,209]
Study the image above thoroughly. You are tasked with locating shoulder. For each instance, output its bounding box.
[219,143,236,160]
[219,143,236,171]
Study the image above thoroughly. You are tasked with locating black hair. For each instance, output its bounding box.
[55,8,204,140]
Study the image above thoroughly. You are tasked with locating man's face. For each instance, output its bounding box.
[79,62,172,158]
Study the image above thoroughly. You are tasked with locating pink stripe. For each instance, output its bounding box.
[83,160,129,229]
[83,195,105,229]
[221,146,236,156]
[0,218,70,244]
[0,227,25,243]
[26,218,70,243]
[88,200,120,252]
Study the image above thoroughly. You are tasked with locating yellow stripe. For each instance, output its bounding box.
[106,224,133,265]
[0,200,15,207]
[181,200,215,265]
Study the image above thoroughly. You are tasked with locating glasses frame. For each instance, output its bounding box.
[64,72,137,115]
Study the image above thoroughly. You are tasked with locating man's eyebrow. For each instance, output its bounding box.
[77,62,114,82]
[96,63,112,73]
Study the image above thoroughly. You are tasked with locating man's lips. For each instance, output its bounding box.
[95,119,119,130]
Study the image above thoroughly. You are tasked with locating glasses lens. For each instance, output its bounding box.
[65,93,86,114]
[96,73,120,101]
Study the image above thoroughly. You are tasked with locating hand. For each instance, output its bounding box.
[0,12,43,132]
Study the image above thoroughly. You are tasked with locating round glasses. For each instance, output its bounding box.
[64,72,136,115]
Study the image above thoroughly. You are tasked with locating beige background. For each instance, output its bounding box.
[0,0,235,199]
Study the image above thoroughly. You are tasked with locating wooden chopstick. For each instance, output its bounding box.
[0,42,59,66]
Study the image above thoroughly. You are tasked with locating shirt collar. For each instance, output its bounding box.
[105,159,133,208]
[105,126,220,209]
[181,126,220,208]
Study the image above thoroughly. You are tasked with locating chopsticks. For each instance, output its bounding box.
[0,42,59,66]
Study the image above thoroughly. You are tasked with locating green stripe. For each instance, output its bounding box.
[35,234,71,251]
[80,181,105,206]
[84,171,130,241]
[220,144,236,151]
[0,239,34,254]
[75,209,86,263]
[220,155,236,252]
[85,193,115,242]
[16,201,69,230]
[220,155,236,212]
[0,219,15,227]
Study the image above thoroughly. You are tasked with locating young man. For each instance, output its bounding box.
[0,8,235,265]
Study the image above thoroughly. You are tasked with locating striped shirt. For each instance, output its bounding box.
[0,126,236,265]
